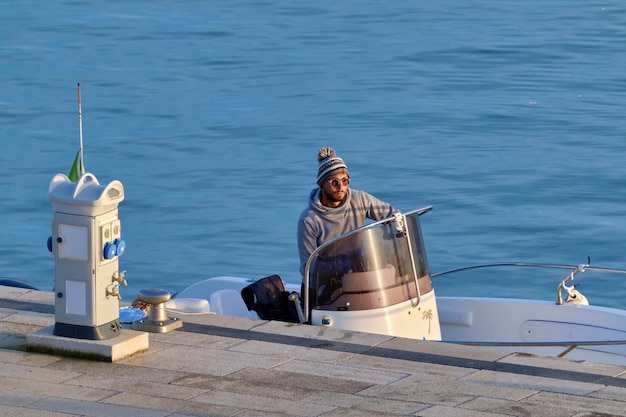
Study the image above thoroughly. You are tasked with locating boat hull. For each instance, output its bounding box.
[438,296,626,365]
[311,289,441,341]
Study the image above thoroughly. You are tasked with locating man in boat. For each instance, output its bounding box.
[297,147,397,278]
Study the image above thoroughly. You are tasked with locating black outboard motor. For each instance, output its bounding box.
[241,275,301,323]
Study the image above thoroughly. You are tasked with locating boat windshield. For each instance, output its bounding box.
[303,209,432,320]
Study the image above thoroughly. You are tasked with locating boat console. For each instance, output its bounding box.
[303,208,442,340]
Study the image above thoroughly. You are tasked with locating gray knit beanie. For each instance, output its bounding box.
[316,147,348,186]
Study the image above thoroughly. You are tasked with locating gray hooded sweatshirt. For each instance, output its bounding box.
[297,187,396,276]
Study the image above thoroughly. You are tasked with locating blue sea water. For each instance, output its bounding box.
[1,0,625,307]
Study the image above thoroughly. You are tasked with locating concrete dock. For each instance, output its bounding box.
[1,285,626,417]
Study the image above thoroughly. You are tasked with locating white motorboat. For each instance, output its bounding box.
[172,207,626,366]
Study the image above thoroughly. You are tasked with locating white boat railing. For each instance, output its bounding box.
[432,262,626,305]
[432,261,626,280]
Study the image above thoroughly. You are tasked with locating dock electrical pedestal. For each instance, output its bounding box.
[48,172,127,340]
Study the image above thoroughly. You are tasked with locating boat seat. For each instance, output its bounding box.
[342,265,396,292]
[210,289,258,319]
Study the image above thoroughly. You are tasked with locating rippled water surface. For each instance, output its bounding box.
[2,0,626,307]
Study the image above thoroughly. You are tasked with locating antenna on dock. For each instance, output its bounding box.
[69,83,86,182]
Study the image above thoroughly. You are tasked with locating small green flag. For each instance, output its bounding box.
[68,150,83,182]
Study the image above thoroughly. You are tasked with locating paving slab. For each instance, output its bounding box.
[0,359,84,384]
[0,403,75,417]
[121,343,292,375]
[2,310,55,327]
[216,366,375,395]
[462,368,604,396]
[27,397,168,417]
[303,389,428,415]
[99,391,248,416]
[0,286,54,304]
[66,373,209,400]
[499,351,626,377]
[417,404,516,417]
[195,390,338,416]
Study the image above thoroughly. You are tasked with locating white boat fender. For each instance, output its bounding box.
[165,298,213,314]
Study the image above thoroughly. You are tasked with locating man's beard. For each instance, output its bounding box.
[323,188,346,204]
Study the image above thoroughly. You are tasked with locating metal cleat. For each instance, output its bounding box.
[131,288,183,333]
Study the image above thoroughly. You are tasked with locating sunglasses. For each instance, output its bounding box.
[326,177,351,188]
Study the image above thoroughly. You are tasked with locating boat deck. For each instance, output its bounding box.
[1,285,626,417]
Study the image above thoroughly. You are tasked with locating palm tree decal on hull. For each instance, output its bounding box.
[422,309,433,334]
